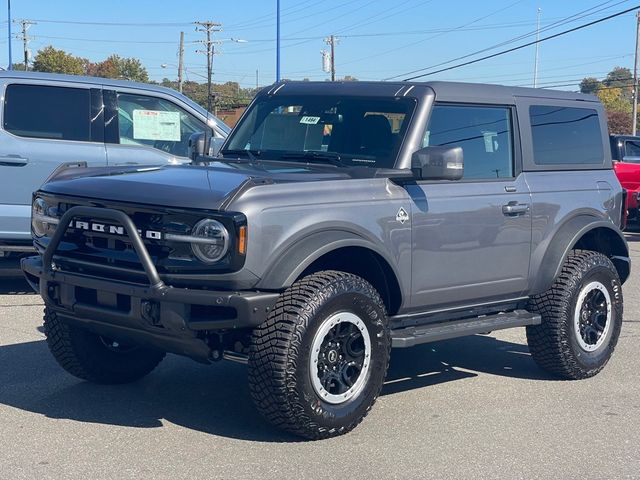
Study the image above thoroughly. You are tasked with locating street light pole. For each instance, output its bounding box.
[276,0,280,82]
[7,0,12,70]
[533,7,541,88]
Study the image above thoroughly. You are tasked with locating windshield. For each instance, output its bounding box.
[222,95,416,168]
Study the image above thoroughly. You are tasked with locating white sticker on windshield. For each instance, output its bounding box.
[133,110,181,142]
[300,116,321,125]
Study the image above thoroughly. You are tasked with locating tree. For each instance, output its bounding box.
[606,110,632,135]
[87,54,149,82]
[580,77,600,94]
[603,67,633,87]
[597,87,632,114]
[118,56,149,82]
[32,46,87,75]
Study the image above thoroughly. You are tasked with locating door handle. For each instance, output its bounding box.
[0,155,28,166]
[502,202,529,216]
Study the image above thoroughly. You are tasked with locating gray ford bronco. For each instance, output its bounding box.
[22,81,630,440]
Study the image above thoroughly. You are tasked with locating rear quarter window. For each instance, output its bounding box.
[529,105,603,165]
[3,84,91,141]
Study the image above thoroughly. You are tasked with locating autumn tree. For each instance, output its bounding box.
[32,46,87,75]
[87,55,148,82]
[607,110,632,134]
[580,67,636,134]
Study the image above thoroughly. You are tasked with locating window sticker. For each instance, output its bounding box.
[482,130,497,153]
[132,110,181,141]
[300,116,321,125]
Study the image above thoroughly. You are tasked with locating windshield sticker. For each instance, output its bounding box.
[300,116,321,125]
[133,110,181,142]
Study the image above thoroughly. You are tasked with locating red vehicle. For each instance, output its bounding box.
[611,134,640,225]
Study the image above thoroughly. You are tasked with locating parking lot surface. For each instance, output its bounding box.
[2,239,640,480]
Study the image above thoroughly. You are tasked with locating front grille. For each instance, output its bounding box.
[37,194,241,282]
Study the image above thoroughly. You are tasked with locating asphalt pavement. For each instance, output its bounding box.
[1,240,640,480]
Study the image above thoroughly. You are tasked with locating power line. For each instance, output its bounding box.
[400,4,640,81]
[28,19,194,27]
[386,0,629,80]
[31,34,197,45]
[340,0,529,70]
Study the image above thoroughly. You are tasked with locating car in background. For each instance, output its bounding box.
[0,71,229,259]
[611,134,640,226]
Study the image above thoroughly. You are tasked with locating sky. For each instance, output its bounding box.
[0,0,637,90]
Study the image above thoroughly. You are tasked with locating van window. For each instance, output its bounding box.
[424,104,513,179]
[116,93,207,158]
[529,106,603,165]
[3,84,91,141]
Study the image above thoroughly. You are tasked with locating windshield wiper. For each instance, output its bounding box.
[220,149,261,161]
[279,151,348,168]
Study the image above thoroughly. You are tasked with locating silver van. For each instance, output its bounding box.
[0,71,229,256]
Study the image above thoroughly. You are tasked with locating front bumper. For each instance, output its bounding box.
[21,206,279,362]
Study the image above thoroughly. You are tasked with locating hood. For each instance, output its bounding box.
[40,162,351,211]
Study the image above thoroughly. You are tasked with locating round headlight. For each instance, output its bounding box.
[31,197,49,238]
[190,219,229,264]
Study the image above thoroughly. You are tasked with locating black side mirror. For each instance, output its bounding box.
[188,132,209,161]
[411,146,464,180]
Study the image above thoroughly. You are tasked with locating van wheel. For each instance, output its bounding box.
[44,308,166,384]
[248,271,390,440]
[526,250,623,379]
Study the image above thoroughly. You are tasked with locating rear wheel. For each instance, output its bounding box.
[526,250,623,379]
[44,307,166,384]
[248,271,390,440]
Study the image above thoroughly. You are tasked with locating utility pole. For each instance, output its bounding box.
[633,10,640,135]
[324,35,338,81]
[256,68,259,90]
[17,19,36,71]
[7,0,12,70]
[533,8,541,88]
[195,21,222,115]
[178,31,184,93]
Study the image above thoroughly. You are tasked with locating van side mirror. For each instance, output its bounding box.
[411,146,464,181]
[188,132,208,161]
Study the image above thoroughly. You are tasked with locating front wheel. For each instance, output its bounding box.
[248,271,390,440]
[44,308,166,384]
[526,250,623,379]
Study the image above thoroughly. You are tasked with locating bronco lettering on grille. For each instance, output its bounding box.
[72,220,162,240]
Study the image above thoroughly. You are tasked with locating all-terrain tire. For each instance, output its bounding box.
[248,271,391,440]
[526,250,623,379]
[44,307,166,384]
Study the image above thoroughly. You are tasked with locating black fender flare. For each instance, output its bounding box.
[255,229,403,292]
[529,215,630,295]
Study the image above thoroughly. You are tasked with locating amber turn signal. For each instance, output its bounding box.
[238,225,247,255]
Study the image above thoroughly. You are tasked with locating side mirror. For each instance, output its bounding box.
[411,146,463,181]
[188,132,209,161]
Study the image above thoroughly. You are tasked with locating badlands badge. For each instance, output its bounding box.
[396,207,409,224]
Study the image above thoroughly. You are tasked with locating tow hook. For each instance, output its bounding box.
[141,300,160,325]
[209,349,223,362]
